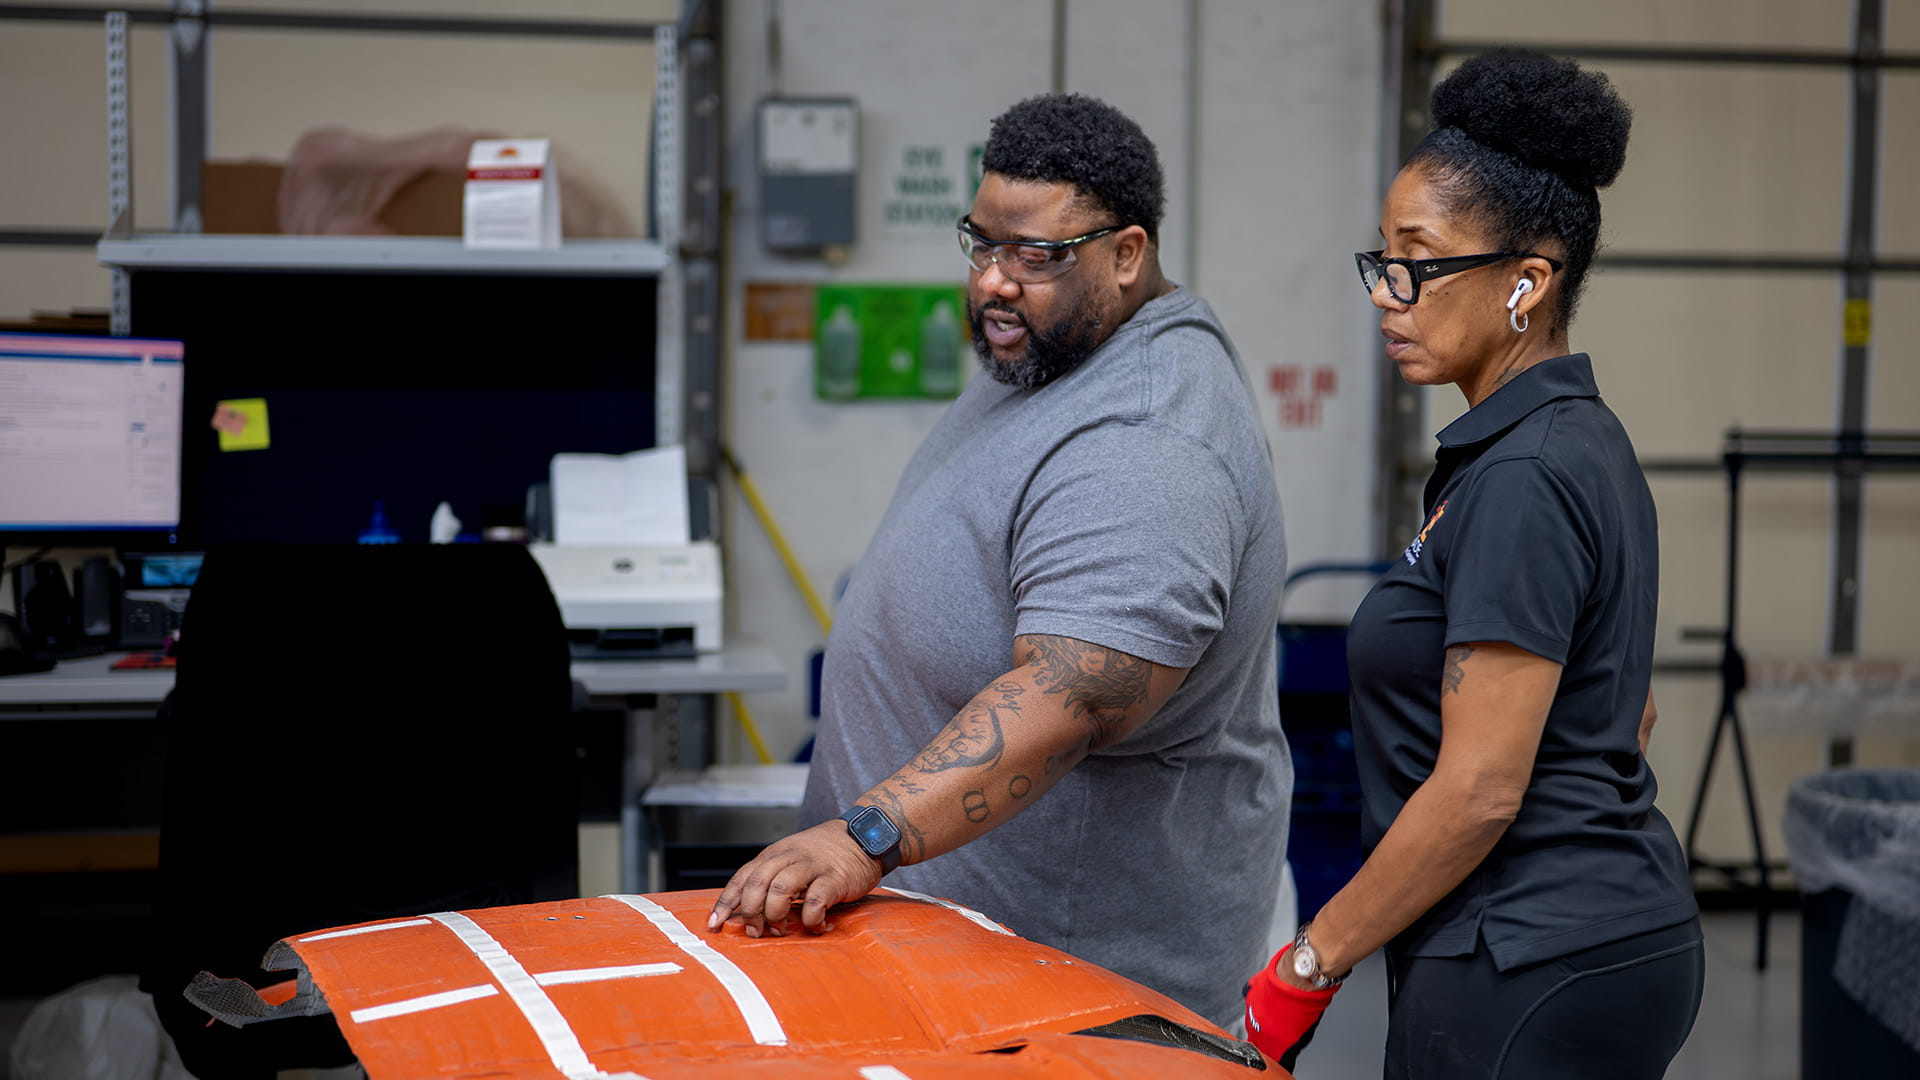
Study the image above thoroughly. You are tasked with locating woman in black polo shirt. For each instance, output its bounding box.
[1245,51,1703,1078]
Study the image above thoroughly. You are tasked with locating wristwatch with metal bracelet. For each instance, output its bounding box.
[838,805,903,874]
[1291,922,1348,990]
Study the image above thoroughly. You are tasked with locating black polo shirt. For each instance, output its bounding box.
[1347,353,1696,970]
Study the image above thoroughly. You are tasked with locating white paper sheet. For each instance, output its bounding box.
[551,445,690,546]
[641,764,811,808]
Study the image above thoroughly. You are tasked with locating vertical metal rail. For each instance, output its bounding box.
[1374,0,1436,556]
[105,11,132,335]
[681,0,723,540]
[1826,0,1883,768]
[1181,0,1202,291]
[170,0,208,233]
[1051,0,1067,93]
[631,17,679,874]
[653,23,685,453]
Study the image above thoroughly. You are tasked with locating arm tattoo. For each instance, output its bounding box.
[1442,644,1474,696]
[865,784,927,864]
[961,789,990,822]
[908,680,1022,774]
[1019,635,1150,747]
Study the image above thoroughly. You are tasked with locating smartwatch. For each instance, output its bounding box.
[1290,923,1347,990]
[838,805,903,874]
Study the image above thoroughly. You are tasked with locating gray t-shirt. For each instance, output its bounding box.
[800,287,1290,1027]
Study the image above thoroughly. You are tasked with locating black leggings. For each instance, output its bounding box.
[1383,919,1705,1080]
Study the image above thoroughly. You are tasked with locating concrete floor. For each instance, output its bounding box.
[0,910,1806,1079]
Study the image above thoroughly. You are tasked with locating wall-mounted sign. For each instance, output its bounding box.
[1268,364,1339,429]
[880,143,983,239]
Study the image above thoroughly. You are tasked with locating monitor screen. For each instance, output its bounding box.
[130,269,656,547]
[0,333,185,546]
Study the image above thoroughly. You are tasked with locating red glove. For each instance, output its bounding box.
[1244,944,1341,1069]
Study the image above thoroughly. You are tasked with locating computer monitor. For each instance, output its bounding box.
[129,269,656,547]
[0,333,186,549]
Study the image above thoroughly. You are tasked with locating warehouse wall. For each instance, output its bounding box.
[5,0,1915,879]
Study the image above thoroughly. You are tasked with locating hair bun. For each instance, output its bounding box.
[1430,49,1632,189]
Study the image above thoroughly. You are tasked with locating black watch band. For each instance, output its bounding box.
[838,805,903,874]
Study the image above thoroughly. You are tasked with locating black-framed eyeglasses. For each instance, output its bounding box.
[1355,249,1565,305]
[958,217,1122,283]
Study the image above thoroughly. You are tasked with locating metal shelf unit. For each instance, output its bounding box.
[97,235,673,275]
[27,0,726,533]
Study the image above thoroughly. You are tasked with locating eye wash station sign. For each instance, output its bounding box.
[881,144,982,237]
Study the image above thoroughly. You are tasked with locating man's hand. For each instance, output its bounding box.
[706,820,882,937]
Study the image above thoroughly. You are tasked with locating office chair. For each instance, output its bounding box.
[140,542,579,1080]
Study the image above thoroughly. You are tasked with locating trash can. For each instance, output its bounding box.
[1782,767,1920,1080]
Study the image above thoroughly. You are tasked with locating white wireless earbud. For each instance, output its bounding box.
[1505,278,1534,311]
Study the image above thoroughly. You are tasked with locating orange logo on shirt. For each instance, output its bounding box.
[1403,500,1448,566]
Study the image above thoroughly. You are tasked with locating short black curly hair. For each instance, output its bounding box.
[1405,49,1632,331]
[980,93,1165,241]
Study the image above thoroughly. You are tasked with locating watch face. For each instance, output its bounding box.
[1292,946,1316,979]
[849,806,900,855]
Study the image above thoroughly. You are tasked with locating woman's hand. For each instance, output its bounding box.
[1245,944,1341,1069]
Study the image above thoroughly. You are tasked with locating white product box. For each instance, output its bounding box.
[463,138,561,249]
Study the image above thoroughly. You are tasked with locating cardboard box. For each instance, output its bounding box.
[201,161,464,236]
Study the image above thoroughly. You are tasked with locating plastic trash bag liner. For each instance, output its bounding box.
[1784,767,1920,1051]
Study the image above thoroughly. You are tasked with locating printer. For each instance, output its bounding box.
[529,541,723,657]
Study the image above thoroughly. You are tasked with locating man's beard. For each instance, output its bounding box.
[969,298,1106,391]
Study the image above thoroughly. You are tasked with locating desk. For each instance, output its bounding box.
[0,643,787,893]
[572,646,788,893]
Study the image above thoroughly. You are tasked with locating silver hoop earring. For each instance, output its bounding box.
[1509,310,1528,333]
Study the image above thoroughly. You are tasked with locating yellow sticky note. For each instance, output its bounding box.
[212,398,271,452]
[1843,299,1872,348]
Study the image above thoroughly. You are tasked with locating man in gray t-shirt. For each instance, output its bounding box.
[709,94,1288,1029]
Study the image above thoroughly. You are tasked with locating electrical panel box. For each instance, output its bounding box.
[758,98,858,253]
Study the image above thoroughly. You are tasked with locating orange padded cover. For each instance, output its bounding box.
[279,888,1283,1079]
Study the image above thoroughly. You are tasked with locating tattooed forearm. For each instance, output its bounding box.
[1442,644,1474,696]
[865,784,928,864]
[854,645,1167,866]
[1019,635,1150,746]
[908,680,1022,773]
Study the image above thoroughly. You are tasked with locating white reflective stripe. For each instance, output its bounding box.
[878,888,1014,936]
[349,983,497,1023]
[860,1068,916,1080]
[299,918,432,942]
[430,912,605,1080]
[604,894,788,1046]
[534,963,683,986]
